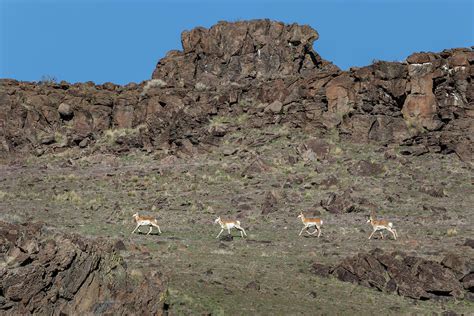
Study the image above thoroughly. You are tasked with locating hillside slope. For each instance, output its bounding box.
[0,20,473,314]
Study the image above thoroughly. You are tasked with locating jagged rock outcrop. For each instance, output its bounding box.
[151,19,337,87]
[311,249,473,300]
[0,221,165,314]
[0,20,472,162]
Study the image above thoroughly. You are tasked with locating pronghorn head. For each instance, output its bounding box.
[297,212,303,219]
[132,213,139,219]
[214,216,221,224]
[366,215,373,223]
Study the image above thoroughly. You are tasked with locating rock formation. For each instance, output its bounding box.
[312,249,473,301]
[152,20,336,86]
[0,221,165,314]
[0,19,472,162]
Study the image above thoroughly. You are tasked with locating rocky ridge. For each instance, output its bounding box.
[0,19,472,162]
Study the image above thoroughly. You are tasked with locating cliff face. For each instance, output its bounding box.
[0,19,472,162]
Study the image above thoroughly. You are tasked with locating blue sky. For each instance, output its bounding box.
[1,0,472,84]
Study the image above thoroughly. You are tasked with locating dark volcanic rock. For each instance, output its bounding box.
[261,190,279,215]
[245,280,261,291]
[152,19,335,86]
[0,221,165,314]
[348,160,385,177]
[0,20,472,162]
[464,239,474,249]
[219,234,234,242]
[312,249,472,300]
[303,138,331,160]
[320,189,375,214]
[419,185,447,198]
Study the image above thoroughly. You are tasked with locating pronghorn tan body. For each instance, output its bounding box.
[297,212,323,237]
[367,215,397,240]
[214,216,247,238]
[132,213,162,235]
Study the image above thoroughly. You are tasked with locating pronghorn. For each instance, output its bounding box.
[214,216,247,238]
[297,212,323,237]
[367,214,397,240]
[131,213,162,235]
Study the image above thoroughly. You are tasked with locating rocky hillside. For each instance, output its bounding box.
[0,19,472,163]
[0,20,473,314]
[0,221,165,314]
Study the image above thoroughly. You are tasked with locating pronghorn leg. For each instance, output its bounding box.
[380,231,384,239]
[392,228,398,239]
[227,228,231,235]
[235,225,247,238]
[132,224,141,234]
[317,226,321,238]
[216,229,224,239]
[299,226,307,236]
[152,223,162,234]
[147,226,153,235]
[368,229,376,240]
[389,228,397,240]
[237,226,247,237]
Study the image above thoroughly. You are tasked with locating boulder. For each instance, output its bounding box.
[265,100,283,113]
[406,52,438,64]
[303,138,331,160]
[348,160,384,177]
[320,189,374,214]
[58,103,74,119]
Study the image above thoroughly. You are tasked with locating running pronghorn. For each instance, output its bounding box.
[367,214,397,240]
[214,216,247,238]
[297,212,323,237]
[131,213,162,235]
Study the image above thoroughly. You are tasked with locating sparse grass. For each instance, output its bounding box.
[1,126,473,315]
[236,113,249,124]
[404,117,428,136]
[141,79,167,96]
[0,190,12,200]
[194,82,208,91]
[99,125,145,146]
[238,97,256,109]
[54,132,68,147]
[446,228,458,237]
[327,127,340,143]
[54,190,82,203]
[39,74,58,84]
[209,116,231,127]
